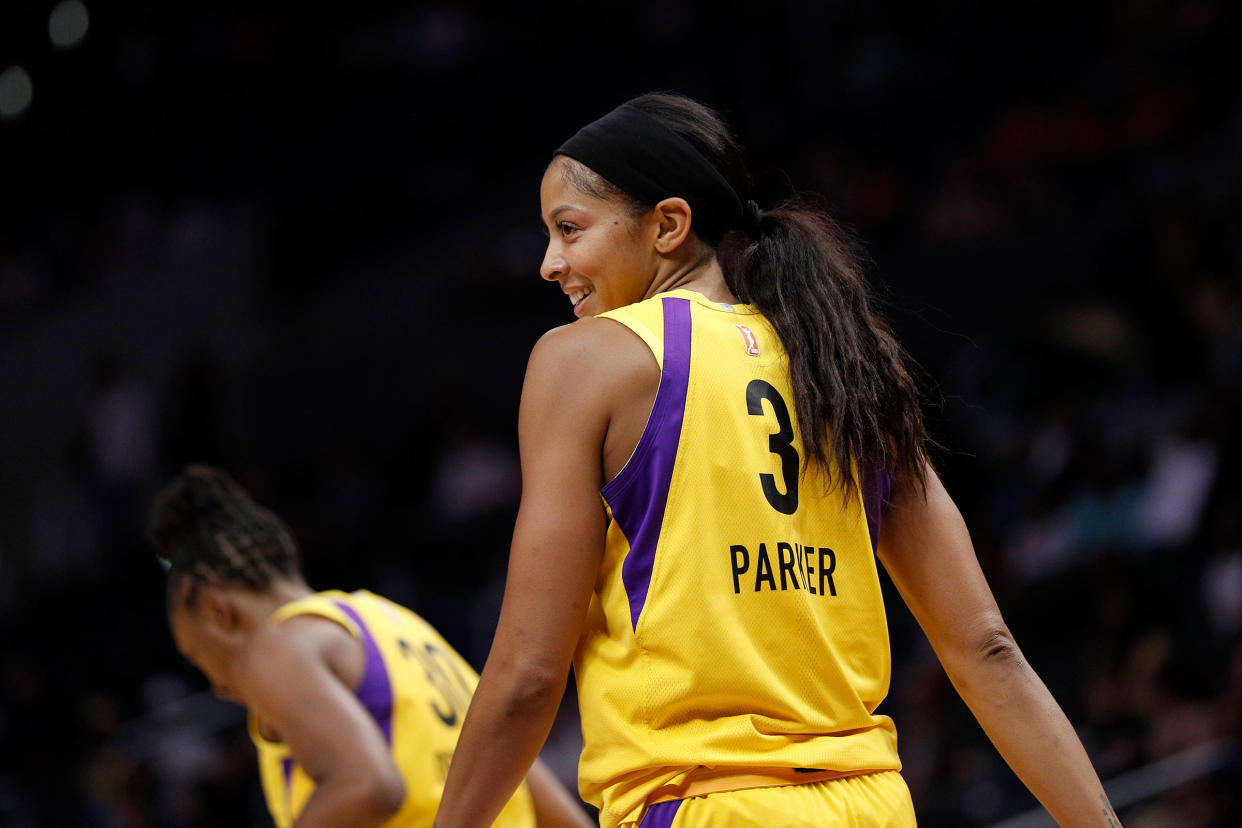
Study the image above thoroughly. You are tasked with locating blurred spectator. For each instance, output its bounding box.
[87,355,155,497]
[29,432,106,587]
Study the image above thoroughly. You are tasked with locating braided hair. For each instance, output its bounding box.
[148,465,303,608]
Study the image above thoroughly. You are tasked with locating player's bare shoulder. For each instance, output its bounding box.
[525,317,659,482]
[527,317,659,414]
[235,613,364,700]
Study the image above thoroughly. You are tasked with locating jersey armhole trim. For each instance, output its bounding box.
[597,313,664,370]
[332,601,395,744]
[860,462,895,554]
[268,594,361,638]
[601,297,692,630]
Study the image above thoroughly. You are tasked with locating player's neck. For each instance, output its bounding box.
[646,250,736,306]
[239,578,315,628]
[267,578,314,607]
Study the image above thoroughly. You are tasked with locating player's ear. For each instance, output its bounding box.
[200,586,237,631]
[651,197,693,254]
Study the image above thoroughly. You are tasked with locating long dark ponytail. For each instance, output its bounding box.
[625,93,930,499]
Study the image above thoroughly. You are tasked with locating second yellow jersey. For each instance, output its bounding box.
[249,589,536,828]
[577,290,901,828]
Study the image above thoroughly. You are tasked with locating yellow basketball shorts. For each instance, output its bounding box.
[635,771,916,828]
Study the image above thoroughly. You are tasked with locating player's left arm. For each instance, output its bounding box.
[233,617,406,828]
[436,320,626,828]
[525,758,596,828]
[877,464,1121,827]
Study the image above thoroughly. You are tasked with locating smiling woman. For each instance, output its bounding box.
[539,160,661,319]
[434,92,1122,828]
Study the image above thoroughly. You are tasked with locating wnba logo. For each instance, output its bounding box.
[735,325,761,356]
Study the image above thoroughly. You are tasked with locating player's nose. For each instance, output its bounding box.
[540,243,567,282]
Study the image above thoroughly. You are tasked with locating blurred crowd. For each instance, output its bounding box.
[1,0,1239,825]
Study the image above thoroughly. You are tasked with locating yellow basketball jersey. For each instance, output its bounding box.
[578,290,901,828]
[249,589,536,828]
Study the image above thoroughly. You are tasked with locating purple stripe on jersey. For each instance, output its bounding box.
[603,296,692,631]
[334,601,394,744]
[862,463,894,554]
[281,756,295,816]
[638,799,683,828]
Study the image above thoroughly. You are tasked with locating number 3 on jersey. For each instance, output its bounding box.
[746,380,799,514]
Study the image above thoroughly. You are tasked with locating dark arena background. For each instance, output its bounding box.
[1,1,1240,825]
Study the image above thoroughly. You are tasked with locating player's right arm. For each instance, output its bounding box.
[878,465,1121,827]
[436,319,645,828]
[233,616,406,828]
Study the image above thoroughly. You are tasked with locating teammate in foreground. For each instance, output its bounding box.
[148,464,593,828]
[435,94,1121,827]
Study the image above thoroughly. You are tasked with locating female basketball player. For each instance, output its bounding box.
[434,94,1121,828]
[148,465,592,828]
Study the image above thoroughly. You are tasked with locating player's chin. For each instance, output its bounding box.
[211,684,240,703]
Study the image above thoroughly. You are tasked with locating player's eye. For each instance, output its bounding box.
[558,221,580,238]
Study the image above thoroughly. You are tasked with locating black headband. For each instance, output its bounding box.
[555,103,745,242]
